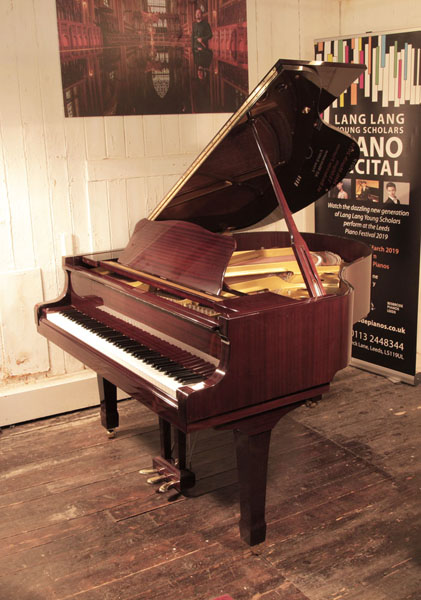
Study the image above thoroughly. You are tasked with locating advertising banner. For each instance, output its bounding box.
[315,31,421,383]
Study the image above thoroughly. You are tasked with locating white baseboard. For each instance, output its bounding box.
[0,371,128,427]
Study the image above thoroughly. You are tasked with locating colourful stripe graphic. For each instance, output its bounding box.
[315,33,421,106]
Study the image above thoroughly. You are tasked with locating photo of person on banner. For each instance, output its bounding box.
[328,178,351,199]
[356,179,380,203]
[383,181,410,205]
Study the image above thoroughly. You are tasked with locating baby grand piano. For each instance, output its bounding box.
[36,59,371,545]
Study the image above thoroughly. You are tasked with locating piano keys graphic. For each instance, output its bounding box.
[36,59,372,545]
[316,32,421,107]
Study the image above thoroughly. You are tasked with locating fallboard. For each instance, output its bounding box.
[67,268,223,361]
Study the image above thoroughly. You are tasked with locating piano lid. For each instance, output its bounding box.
[149,59,365,233]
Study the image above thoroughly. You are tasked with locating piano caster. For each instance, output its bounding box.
[107,429,116,439]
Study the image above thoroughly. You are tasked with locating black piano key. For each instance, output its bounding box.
[115,340,141,349]
[98,331,122,340]
[161,364,186,374]
[136,354,163,363]
[142,357,167,366]
[90,323,110,331]
[150,357,172,365]
[157,364,187,375]
[177,375,203,384]
[133,350,160,359]
[110,336,130,344]
[104,331,126,339]
[63,308,211,384]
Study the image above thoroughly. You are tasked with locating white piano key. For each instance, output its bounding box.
[98,305,219,366]
[45,311,203,403]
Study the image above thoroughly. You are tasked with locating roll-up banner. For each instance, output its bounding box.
[315,31,421,384]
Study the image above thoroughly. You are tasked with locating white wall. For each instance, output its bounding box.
[0,0,419,424]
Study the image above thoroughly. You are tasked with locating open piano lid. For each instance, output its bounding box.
[148,58,365,232]
[117,59,365,296]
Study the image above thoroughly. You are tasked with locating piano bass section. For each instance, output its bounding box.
[36,59,371,546]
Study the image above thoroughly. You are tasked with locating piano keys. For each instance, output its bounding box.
[45,308,211,402]
[36,59,371,545]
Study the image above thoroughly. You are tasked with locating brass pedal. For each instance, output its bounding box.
[158,479,180,493]
[139,468,159,475]
[147,474,168,485]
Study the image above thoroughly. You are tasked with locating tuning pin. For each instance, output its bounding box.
[147,474,168,485]
[157,480,180,493]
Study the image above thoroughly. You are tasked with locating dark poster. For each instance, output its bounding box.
[315,32,421,383]
[56,0,248,116]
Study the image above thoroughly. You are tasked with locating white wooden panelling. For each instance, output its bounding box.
[63,117,91,374]
[0,130,14,272]
[196,114,219,151]
[64,118,91,255]
[0,268,49,377]
[161,115,181,155]
[124,115,145,157]
[88,180,111,252]
[270,0,300,62]
[105,118,126,158]
[15,0,58,306]
[213,113,230,135]
[0,0,35,271]
[108,179,130,250]
[340,0,421,37]
[86,155,195,182]
[254,0,281,77]
[246,0,258,88]
[179,114,199,154]
[299,0,340,59]
[144,115,163,156]
[146,176,165,214]
[126,177,148,235]
[28,0,71,377]
[85,117,107,160]
[0,371,128,427]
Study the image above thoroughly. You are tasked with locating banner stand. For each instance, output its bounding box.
[351,358,419,385]
[315,30,421,385]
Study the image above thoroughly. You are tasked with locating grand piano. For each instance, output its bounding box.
[36,59,371,545]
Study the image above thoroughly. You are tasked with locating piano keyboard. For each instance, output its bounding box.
[46,309,214,401]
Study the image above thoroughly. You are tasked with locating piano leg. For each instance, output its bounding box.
[158,418,188,468]
[97,375,119,438]
[234,429,271,545]
[175,427,187,470]
[159,417,172,460]
[220,404,296,545]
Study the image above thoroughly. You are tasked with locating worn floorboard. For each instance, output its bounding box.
[0,367,420,600]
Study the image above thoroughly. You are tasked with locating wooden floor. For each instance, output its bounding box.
[1,366,420,600]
